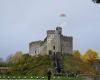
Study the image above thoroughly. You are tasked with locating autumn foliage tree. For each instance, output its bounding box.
[82,49,98,63]
[72,50,81,60]
[8,51,25,64]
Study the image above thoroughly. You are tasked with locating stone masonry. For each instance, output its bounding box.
[29,27,73,56]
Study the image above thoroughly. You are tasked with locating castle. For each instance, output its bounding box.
[29,27,73,56]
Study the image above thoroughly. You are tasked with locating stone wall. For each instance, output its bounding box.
[61,36,73,54]
[92,59,100,74]
[29,41,43,56]
[38,42,47,55]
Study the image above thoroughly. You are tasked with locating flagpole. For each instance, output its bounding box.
[58,13,67,29]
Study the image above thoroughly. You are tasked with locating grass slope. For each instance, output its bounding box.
[26,54,96,76]
[5,54,95,76]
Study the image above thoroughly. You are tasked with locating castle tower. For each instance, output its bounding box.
[56,27,62,34]
[47,29,55,55]
[47,27,63,73]
[54,27,62,53]
[47,27,62,55]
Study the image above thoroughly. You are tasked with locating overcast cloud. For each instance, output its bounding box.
[0,0,100,59]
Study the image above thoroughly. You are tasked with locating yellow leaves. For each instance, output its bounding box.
[10,51,25,64]
[70,49,99,74]
[63,54,96,75]
[82,49,98,63]
[72,50,81,60]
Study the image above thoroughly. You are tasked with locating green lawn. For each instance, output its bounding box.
[0,75,83,80]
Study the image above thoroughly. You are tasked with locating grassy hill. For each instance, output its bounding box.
[62,54,96,75]
[22,54,96,76]
[6,54,96,76]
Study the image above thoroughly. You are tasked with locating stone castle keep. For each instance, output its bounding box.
[29,27,73,56]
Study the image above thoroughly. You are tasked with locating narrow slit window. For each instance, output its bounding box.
[35,50,36,54]
[53,46,55,50]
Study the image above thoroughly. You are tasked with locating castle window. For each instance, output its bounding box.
[53,46,55,50]
[35,50,36,54]
[49,50,52,55]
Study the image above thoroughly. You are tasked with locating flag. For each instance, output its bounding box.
[60,13,66,17]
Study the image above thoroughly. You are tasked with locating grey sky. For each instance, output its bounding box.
[0,0,100,59]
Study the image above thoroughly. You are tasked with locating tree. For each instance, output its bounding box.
[0,58,3,62]
[9,51,25,64]
[72,50,81,60]
[92,0,100,3]
[23,54,34,64]
[82,49,98,63]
